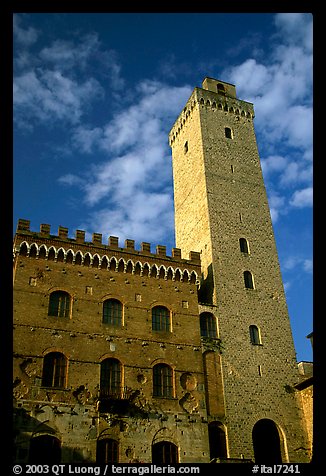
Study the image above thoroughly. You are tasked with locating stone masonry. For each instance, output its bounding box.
[13,77,312,464]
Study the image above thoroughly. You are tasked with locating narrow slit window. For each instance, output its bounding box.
[225,127,232,139]
[249,325,261,345]
[184,141,188,153]
[244,270,254,289]
[239,238,249,254]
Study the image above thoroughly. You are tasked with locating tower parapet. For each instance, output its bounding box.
[169,77,254,146]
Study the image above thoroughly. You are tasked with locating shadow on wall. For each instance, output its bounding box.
[198,264,214,305]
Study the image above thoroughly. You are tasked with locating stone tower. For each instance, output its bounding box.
[169,77,310,462]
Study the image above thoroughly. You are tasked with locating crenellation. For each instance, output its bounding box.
[58,226,68,239]
[40,223,51,234]
[169,87,254,146]
[14,221,201,268]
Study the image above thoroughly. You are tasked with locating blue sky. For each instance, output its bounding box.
[13,13,313,362]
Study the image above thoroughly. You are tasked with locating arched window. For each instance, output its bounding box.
[244,271,254,289]
[152,441,178,464]
[252,419,283,463]
[152,306,170,332]
[153,364,173,398]
[100,358,122,398]
[48,291,71,318]
[29,435,61,463]
[200,312,217,338]
[225,127,233,139]
[19,242,28,256]
[96,438,119,463]
[103,299,122,326]
[249,325,261,345]
[42,352,67,388]
[239,238,249,254]
[208,421,227,460]
[217,83,226,96]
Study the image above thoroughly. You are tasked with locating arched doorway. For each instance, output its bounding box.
[252,419,283,463]
[208,421,227,460]
[29,435,61,463]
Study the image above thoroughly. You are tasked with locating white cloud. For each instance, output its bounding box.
[283,255,313,274]
[273,13,313,52]
[222,13,313,229]
[289,187,313,208]
[261,155,288,177]
[14,69,103,127]
[59,81,192,246]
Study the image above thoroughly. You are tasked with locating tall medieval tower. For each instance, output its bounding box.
[169,77,310,462]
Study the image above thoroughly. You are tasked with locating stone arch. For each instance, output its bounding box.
[75,251,83,265]
[125,260,133,274]
[65,249,74,264]
[182,269,189,282]
[174,269,181,282]
[252,419,286,463]
[190,271,197,284]
[83,252,92,266]
[151,265,158,278]
[134,262,142,276]
[56,247,65,262]
[92,254,100,268]
[109,257,117,271]
[18,241,29,256]
[117,258,125,273]
[29,243,38,258]
[47,246,56,261]
[38,244,47,260]
[158,266,166,279]
[101,255,109,270]
[166,267,173,280]
[152,428,179,463]
[143,263,150,277]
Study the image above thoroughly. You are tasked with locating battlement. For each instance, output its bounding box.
[14,219,201,275]
[169,78,254,146]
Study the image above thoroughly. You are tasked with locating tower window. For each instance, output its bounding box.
[184,141,188,153]
[103,299,122,326]
[48,291,71,318]
[152,306,170,332]
[225,127,233,139]
[244,271,254,289]
[217,83,226,96]
[153,364,173,397]
[239,238,250,254]
[249,325,261,345]
[42,352,67,388]
[200,312,217,338]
